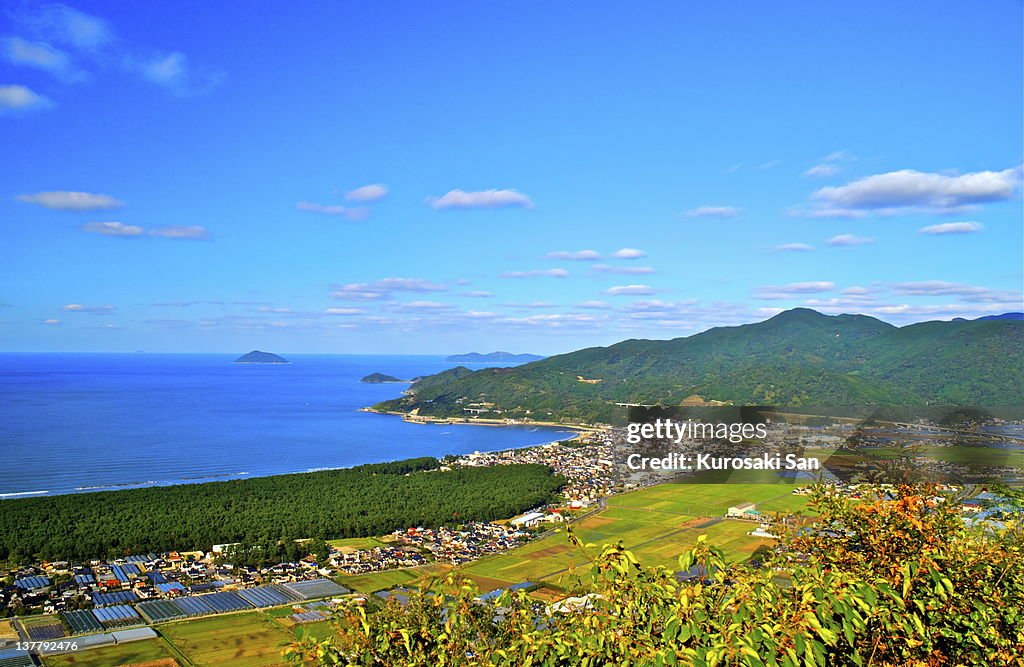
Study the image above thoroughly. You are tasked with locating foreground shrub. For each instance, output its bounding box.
[286,485,1024,666]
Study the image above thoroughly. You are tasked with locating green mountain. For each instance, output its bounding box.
[373,309,1023,424]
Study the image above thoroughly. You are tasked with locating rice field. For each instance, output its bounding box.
[326,536,389,551]
[338,562,451,593]
[462,483,808,587]
[0,619,19,642]
[159,612,292,667]
[41,638,179,667]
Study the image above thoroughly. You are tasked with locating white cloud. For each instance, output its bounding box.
[605,284,657,296]
[758,160,782,170]
[822,150,853,163]
[131,51,224,95]
[804,150,854,178]
[427,189,533,210]
[324,307,364,315]
[753,282,835,300]
[2,37,83,82]
[685,205,741,218]
[26,4,113,51]
[140,51,185,86]
[812,167,1020,211]
[504,301,559,309]
[17,190,122,210]
[82,221,143,236]
[61,303,114,313]
[918,221,983,235]
[501,268,569,279]
[544,250,601,261]
[397,301,450,310]
[789,206,867,219]
[150,225,209,240]
[591,264,655,275]
[869,303,1023,318]
[0,84,54,112]
[460,290,493,298]
[344,184,388,202]
[374,278,448,291]
[331,277,448,301]
[613,248,647,259]
[827,234,875,247]
[802,297,879,309]
[772,243,814,252]
[624,299,698,311]
[497,313,602,328]
[576,300,611,309]
[297,201,370,221]
[44,318,60,325]
[803,164,840,178]
[889,281,1021,303]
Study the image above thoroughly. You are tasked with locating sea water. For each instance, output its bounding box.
[0,354,575,497]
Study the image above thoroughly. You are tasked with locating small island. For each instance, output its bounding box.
[234,350,289,364]
[445,351,544,363]
[361,373,408,383]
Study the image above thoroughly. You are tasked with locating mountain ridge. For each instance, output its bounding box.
[373,309,1023,424]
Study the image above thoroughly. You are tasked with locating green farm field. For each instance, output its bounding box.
[326,536,389,550]
[461,482,809,588]
[159,612,291,667]
[337,562,451,593]
[44,607,340,667]
[42,638,179,667]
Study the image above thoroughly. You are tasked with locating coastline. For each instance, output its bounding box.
[359,406,603,434]
[1,412,581,500]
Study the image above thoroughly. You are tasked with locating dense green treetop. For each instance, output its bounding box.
[0,458,564,562]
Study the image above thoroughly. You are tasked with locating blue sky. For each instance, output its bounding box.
[2,1,1022,354]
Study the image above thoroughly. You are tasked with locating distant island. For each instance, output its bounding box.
[446,351,545,363]
[234,350,289,364]
[361,373,408,383]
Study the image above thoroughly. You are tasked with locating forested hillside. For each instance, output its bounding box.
[374,309,1024,424]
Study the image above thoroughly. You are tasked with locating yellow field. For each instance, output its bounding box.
[0,618,18,641]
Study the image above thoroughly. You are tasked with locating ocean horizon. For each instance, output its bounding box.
[0,353,577,498]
